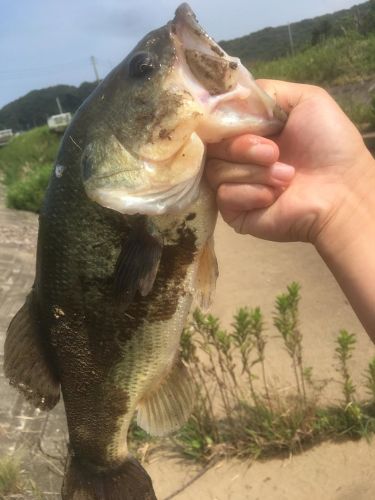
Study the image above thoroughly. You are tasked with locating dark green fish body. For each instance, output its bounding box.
[4,4,285,499]
[37,121,216,466]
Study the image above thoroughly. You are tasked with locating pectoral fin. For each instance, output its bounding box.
[195,236,218,309]
[4,291,60,410]
[114,224,162,304]
[137,361,194,436]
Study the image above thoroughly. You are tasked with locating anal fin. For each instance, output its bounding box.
[137,361,194,436]
[4,291,60,410]
[195,236,218,309]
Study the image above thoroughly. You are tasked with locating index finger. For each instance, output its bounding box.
[206,134,279,166]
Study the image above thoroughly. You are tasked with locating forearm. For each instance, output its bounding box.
[316,153,375,342]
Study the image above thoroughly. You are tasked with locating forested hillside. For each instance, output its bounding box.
[220,1,373,61]
[0,82,97,132]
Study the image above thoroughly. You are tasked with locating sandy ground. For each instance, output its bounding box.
[144,218,375,499]
[1,182,375,499]
[211,218,374,400]
[149,440,375,500]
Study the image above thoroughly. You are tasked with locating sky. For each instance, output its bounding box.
[0,0,368,109]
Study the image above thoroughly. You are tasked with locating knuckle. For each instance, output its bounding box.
[308,84,329,98]
[205,158,219,171]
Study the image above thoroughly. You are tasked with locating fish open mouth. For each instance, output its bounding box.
[170,3,287,142]
[83,4,287,217]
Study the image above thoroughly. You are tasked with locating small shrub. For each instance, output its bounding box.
[0,455,24,497]
[364,357,375,401]
[0,125,59,212]
[335,330,357,405]
[274,282,306,401]
[6,163,51,212]
[169,284,375,462]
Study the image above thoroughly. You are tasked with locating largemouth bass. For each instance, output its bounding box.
[4,4,285,499]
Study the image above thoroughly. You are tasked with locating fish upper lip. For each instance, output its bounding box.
[171,3,227,61]
[173,4,209,40]
[168,3,239,108]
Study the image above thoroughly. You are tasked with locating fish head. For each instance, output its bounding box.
[81,3,286,216]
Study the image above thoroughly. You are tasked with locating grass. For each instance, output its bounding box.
[0,454,54,499]
[0,125,59,212]
[128,283,375,463]
[251,33,375,129]
[0,455,24,498]
[6,163,52,212]
[335,96,375,131]
[251,33,375,86]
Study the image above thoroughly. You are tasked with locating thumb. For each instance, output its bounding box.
[256,79,316,113]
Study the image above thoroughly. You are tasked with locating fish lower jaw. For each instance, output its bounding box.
[197,113,284,143]
[88,167,204,216]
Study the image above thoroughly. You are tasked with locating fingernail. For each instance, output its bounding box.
[249,143,276,163]
[271,162,295,181]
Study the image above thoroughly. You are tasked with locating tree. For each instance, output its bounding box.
[311,20,333,45]
[362,0,375,34]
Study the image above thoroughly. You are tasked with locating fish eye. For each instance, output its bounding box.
[128,52,156,78]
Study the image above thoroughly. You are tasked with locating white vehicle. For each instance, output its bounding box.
[0,129,13,146]
[47,112,72,133]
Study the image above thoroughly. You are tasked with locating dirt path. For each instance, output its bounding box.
[0,184,66,498]
[0,185,374,499]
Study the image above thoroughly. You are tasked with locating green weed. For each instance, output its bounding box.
[364,357,375,401]
[0,455,24,498]
[251,33,375,86]
[335,95,375,130]
[335,330,357,405]
[0,454,54,499]
[169,284,375,462]
[7,163,52,212]
[0,126,59,212]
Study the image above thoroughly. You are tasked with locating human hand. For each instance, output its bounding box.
[206,79,375,340]
[206,80,375,246]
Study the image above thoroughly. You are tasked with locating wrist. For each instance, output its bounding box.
[314,151,375,339]
[315,151,375,258]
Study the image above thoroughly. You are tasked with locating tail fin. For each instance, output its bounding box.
[62,453,157,500]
